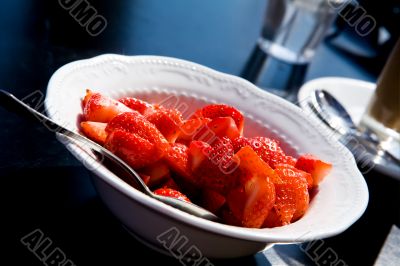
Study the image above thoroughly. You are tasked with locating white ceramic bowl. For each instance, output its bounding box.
[45,55,369,259]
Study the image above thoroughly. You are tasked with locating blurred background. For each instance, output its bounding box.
[1,1,399,265]
[1,0,398,168]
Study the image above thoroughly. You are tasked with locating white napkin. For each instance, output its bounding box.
[374,225,400,266]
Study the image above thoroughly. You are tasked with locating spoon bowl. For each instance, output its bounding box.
[312,89,400,164]
[313,89,357,135]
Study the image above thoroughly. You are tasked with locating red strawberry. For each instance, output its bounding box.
[295,154,332,186]
[106,112,169,155]
[188,141,211,171]
[226,146,276,228]
[164,143,201,197]
[198,117,240,144]
[207,137,236,171]
[236,146,281,185]
[262,208,281,228]
[232,136,247,153]
[153,188,191,203]
[118,97,154,115]
[283,156,297,167]
[145,107,183,143]
[226,187,246,224]
[221,208,242,226]
[178,117,211,141]
[191,104,244,134]
[275,163,313,189]
[84,92,132,122]
[105,129,163,168]
[201,189,226,214]
[161,177,180,191]
[82,89,93,109]
[264,165,309,227]
[140,161,170,188]
[164,143,194,182]
[80,121,108,145]
[232,136,288,168]
[193,137,238,194]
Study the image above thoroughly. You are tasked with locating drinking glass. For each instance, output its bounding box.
[359,38,400,156]
[241,0,340,100]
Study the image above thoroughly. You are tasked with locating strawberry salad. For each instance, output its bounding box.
[80,90,332,228]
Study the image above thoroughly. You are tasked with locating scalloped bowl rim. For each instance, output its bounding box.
[45,54,369,243]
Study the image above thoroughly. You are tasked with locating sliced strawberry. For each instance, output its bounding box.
[201,189,226,214]
[221,208,242,226]
[118,97,154,115]
[105,129,162,169]
[275,163,313,189]
[145,107,183,143]
[295,154,332,186]
[226,146,276,228]
[193,137,239,194]
[265,165,310,226]
[227,177,275,228]
[164,143,195,183]
[283,156,297,167]
[82,89,93,109]
[161,177,180,191]
[80,121,108,145]
[226,187,246,222]
[84,92,132,122]
[106,112,169,156]
[238,136,286,168]
[141,161,170,188]
[185,117,240,144]
[178,117,211,141]
[205,117,240,141]
[232,136,288,168]
[207,137,236,171]
[153,188,191,203]
[188,141,211,172]
[232,136,247,153]
[191,104,244,134]
[262,208,282,228]
[235,145,281,184]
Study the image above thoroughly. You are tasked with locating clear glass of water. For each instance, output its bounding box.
[242,0,339,101]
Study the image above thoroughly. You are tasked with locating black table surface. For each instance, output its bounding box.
[1,1,399,265]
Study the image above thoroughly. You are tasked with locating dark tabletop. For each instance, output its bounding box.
[1,1,399,265]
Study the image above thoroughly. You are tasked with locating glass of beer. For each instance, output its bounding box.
[359,38,400,155]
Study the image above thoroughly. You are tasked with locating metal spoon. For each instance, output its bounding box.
[310,89,400,164]
[0,90,220,222]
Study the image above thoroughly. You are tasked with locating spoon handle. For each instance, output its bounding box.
[339,133,400,165]
[0,90,222,222]
[0,90,150,193]
[308,98,400,165]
